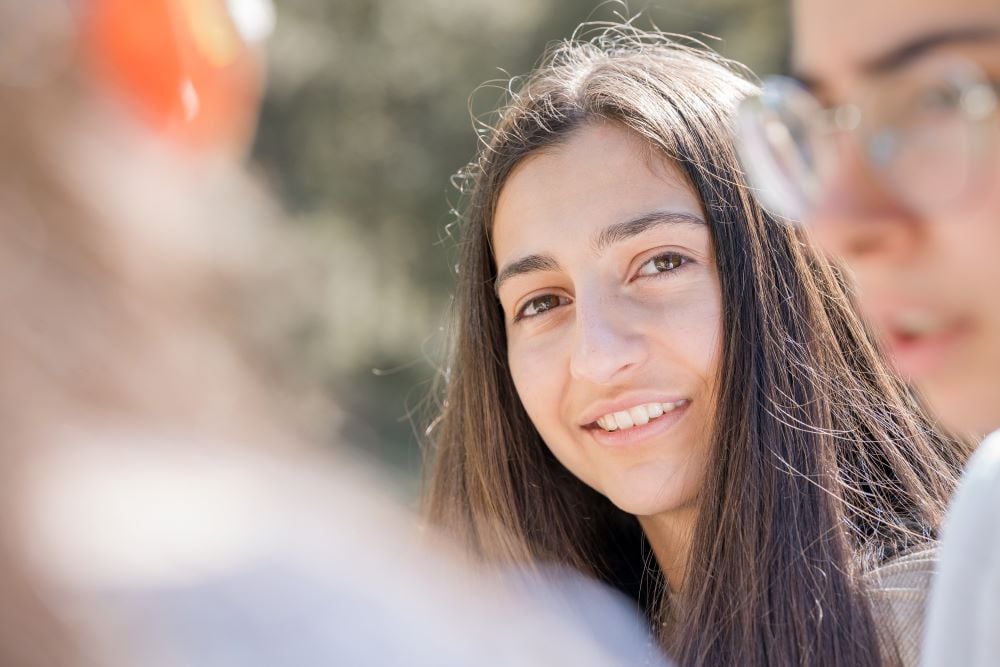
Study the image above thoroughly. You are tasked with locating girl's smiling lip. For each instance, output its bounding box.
[583,399,691,448]
[578,395,690,427]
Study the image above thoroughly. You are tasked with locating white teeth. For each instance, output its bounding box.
[629,406,650,426]
[594,400,688,432]
[895,312,941,336]
[613,410,634,429]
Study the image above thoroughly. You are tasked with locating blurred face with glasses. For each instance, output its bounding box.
[737,0,1000,438]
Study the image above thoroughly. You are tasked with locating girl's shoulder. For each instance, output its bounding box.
[865,544,938,591]
[864,544,939,667]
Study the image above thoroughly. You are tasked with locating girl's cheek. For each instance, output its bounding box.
[509,341,564,415]
[640,281,722,377]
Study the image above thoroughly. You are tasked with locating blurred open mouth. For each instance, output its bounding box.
[880,312,970,379]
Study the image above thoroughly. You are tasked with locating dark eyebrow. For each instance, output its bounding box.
[493,210,704,297]
[863,26,1000,75]
[494,253,560,296]
[593,210,705,253]
[792,26,1000,91]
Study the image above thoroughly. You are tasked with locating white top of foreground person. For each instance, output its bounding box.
[921,435,1000,666]
[19,433,671,667]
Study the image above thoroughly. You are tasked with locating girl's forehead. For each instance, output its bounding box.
[492,125,703,256]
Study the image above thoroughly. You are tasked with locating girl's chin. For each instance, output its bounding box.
[572,457,704,517]
[604,488,691,518]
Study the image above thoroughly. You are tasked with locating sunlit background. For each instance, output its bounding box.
[251,0,787,496]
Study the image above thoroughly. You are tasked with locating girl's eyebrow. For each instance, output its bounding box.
[592,210,705,252]
[495,253,560,297]
[494,210,705,297]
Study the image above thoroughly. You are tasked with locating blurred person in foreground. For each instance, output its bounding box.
[0,1,667,665]
[736,1,1000,664]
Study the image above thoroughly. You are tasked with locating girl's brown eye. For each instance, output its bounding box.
[637,253,687,277]
[517,294,566,320]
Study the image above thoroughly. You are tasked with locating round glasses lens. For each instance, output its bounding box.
[865,58,998,213]
[736,77,829,222]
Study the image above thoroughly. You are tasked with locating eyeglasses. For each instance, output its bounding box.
[735,57,1000,222]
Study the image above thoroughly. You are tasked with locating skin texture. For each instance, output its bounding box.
[492,123,722,587]
[792,0,1000,439]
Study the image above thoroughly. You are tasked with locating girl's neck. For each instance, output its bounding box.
[637,505,697,593]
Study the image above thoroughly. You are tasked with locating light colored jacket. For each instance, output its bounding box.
[867,545,937,667]
[921,433,1000,667]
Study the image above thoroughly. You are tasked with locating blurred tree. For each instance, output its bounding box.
[251,0,786,496]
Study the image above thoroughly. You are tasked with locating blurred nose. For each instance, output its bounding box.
[807,137,919,265]
[568,290,648,385]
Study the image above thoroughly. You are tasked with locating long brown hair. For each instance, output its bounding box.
[424,25,967,666]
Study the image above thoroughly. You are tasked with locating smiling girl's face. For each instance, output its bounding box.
[492,122,723,521]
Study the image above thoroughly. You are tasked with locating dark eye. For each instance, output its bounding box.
[636,253,687,277]
[516,294,567,320]
[913,82,963,115]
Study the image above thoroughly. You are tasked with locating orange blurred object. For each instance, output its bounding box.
[81,0,264,151]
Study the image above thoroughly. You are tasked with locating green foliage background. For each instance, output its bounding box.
[251,0,787,495]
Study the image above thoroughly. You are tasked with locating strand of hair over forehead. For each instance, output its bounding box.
[447,15,757,228]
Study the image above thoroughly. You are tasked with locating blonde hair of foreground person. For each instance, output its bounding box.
[424,23,970,667]
[0,8,668,667]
